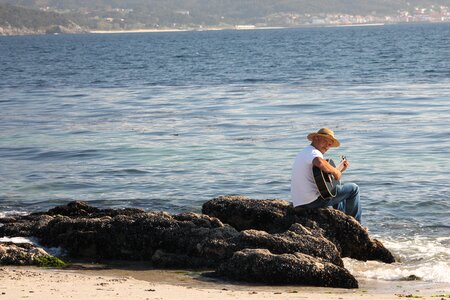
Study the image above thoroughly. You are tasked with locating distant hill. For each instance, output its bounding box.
[1,0,449,35]
[2,0,449,15]
[0,4,85,35]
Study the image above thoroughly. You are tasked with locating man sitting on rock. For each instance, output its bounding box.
[291,128,362,223]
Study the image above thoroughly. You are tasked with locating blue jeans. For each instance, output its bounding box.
[297,183,362,223]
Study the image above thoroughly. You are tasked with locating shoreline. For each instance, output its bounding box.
[88,23,385,34]
[89,26,286,34]
[86,22,450,35]
[1,265,448,300]
[2,22,449,37]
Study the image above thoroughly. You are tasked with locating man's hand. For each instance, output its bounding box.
[339,160,349,173]
[333,169,342,180]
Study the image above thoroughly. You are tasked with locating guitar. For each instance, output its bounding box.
[312,156,346,199]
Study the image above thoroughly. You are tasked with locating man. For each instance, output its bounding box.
[291,128,362,223]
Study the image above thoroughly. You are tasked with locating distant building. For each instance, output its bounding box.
[235,25,256,29]
[175,10,190,16]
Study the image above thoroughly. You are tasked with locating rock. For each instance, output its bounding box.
[2,208,340,268]
[46,200,145,217]
[294,208,395,263]
[201,224,343,267]
[202,196,395,263]
[35,211,238,266]
[202,196,294,233]
[0,198,396,287]
[0,242,64,267]
[216,249,358,288]
[0,201,341,269]
[0,214,54,237]
[47,201,100,216]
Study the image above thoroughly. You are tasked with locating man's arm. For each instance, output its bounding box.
[313,157,344,180]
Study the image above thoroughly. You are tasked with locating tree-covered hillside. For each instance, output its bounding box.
[1,0,449,15]
[0,4,85,35]
[0,4,71,28]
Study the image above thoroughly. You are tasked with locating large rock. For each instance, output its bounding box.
[202,196,395,263]
[0,214,54,237]
[294,207,395,263]
[1,204,236,267]
[201,224,343,267]
[0,198,396,287]
[46,200,145,217]
[0,200,143,237]
[36,211,238,267]
[202,195,294,233]
[0,202,342,267]
[216,249,358,288]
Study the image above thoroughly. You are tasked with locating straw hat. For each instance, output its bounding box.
[307,128,340,147]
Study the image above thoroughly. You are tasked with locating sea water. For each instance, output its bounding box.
[0,23,449,283]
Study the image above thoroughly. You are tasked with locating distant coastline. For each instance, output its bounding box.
[2,1,449,37]
[88,23,391,34]
[89,26,286,34]
[323,22,385,27]
[1,21,449,37]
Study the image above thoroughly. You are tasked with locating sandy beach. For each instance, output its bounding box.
[0,265,448,300]
[89,27,233,34]
[88,26,286,34]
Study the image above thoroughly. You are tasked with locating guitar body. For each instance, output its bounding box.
[313,159,340,199]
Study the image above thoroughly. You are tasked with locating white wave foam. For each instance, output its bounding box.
[0,236,36,244]
[0,211,29,218]
[344,258,450,283]
[0,236,64,257]
[0,210,30,227]
[344,235,450,283]
[382,236,450,262]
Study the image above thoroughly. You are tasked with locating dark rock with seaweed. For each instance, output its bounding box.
[0,197,396,287]
[216,248,358,288]
[202,196,395,263]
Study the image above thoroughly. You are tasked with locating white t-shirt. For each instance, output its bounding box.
[290,145,323,207]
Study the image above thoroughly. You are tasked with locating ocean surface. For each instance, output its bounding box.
[1,23,449,284]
